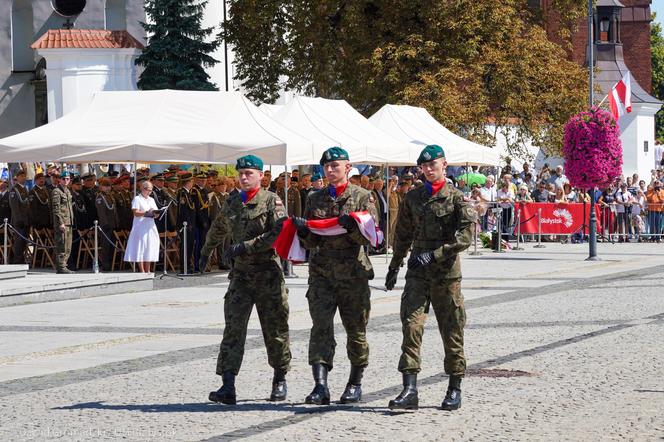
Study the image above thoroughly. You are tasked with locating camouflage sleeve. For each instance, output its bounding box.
[201,203,229,257]
[298,192,322,249]
[433,194,476,261]
[243,194,287,253]
[52,189,64,227]
[345,190,376,246]
[390,196,414,269]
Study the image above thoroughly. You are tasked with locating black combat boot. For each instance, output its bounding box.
[269,369,288,402]
[441,375,462,411]
[305,363,330,405]
[339,366,364,404]
[209,371,237,405]
[388,373,418,410]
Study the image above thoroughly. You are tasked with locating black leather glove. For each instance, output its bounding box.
[385,267,399,291]
[338,214,356,230]
[198,255,209,273]
[407,251,435,269]
[223,243,247,261]
[292,216,309,234]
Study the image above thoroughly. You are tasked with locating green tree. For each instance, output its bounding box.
[652,13,664,142]
[225,0,588,157]
[136,0,220,91]
[222,0,289,103]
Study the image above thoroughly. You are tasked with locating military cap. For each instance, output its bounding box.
[235,155,263,171]
[71,175,81,184]
[99,177,112,186]
[311,173,322,181]
[166,175,179,183]
[207,170,219,177]
[15,169,26,177]
[417,144,445,165]
[179,172,193,181]
[108,170,120,178]
[82,173,96,181]
[60,170,71,178]
[137,175,149,183]
[320,146,349,165]
[194,172,207,180]
[34,172,45,180]
[46,163,56,170]
[151,173,164,181]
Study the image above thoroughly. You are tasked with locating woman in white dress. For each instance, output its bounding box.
[124,180,161,273]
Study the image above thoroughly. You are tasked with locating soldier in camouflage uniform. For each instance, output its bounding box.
[385,145,475,411]
[200,155,290,405]
[293,147,378,405]
[51,171,75,273]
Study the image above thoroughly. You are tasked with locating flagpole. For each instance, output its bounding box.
[587,0,599,261]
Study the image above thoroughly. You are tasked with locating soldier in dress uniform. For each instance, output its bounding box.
[0,179,11,228]
[200,155,290,405]
[68,175,86,270]
[207,178,230,270]
[150,174,166,233]
[192,172,210,273]
[52,171,75,273]
[162,175,179,232]
[81,173,98,228]
[385,145,475,411]
[111,178,129,232]
[276,173,302,217]
[95,177,117,271]
[28,172,51,230]
[293,147,378,405]
[8,170,30,264]
[176,173,197,274]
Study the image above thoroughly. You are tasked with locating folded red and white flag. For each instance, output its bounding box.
[273,211,384,261]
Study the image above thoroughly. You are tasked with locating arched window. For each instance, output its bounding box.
[105,0,127,30]
[11,0,34,71]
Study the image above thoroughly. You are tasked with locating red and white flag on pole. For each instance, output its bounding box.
[273,212,384,262]
[608,72,632,121]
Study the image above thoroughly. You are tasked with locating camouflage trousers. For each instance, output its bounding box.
[398,277,466,377]
[54,226,72,271]
[307,277,371,370]
[216,264,291,376]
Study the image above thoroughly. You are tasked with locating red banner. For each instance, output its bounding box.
[516,203,602,235]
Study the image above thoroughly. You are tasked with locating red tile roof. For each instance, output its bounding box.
[31,29,144,50]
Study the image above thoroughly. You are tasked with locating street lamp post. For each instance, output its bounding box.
[587,0,599,261]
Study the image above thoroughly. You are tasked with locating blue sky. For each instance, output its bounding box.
[654,2,663,28]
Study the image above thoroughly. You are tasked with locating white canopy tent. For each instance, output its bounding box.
[271,96,416,166]
[258,103,285,118]
[0,90,316,165]
[369,104,499,166]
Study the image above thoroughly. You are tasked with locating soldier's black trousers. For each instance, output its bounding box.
[216,264,291,376]
[11,226,27,264]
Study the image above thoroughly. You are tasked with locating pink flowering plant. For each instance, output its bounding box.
[562,107,623,189]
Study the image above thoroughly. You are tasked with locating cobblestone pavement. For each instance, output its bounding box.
[0,243,663,441]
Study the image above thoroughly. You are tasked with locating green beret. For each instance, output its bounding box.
[236,155,263,171]
[311,173,322,181]
[320,147,349,165]
[60,170,71,178]
[417,144,445,165]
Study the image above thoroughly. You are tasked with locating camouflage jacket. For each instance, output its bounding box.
[390,183,476,279]
[300,183,377,280]
[51,185,74,227]
[201,189,286,268]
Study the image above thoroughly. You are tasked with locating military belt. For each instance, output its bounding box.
[316,247,360,259]
[412,239,444,249]
[233,260,277,272]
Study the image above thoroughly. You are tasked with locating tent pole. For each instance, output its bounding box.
[284,164,296,278]
[133,162,137,195]
[385,163,389,263]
